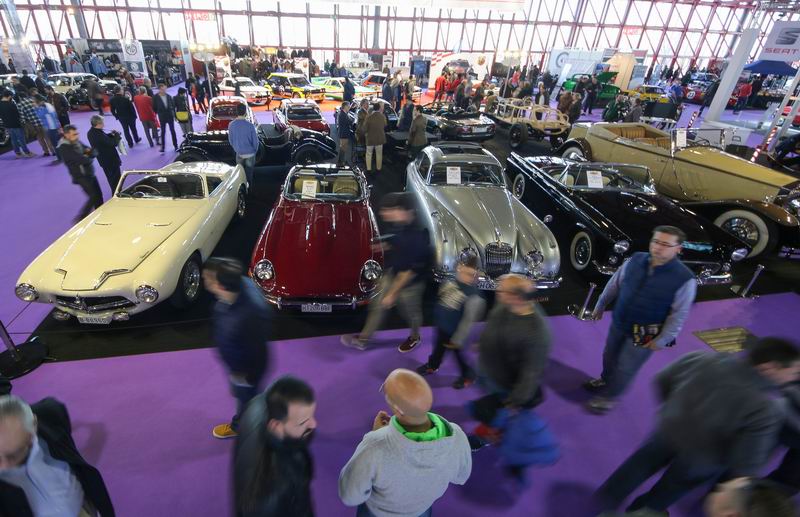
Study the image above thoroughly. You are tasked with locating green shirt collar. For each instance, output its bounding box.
[391,413,452,442]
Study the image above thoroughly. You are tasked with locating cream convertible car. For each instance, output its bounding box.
[559,123,800,258]
[15,162,247,324]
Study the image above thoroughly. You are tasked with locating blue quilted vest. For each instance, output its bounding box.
[611,252,693,335]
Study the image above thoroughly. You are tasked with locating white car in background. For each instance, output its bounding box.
[48,72,118,94]
[218,76,272,105]
[15,162,248,324]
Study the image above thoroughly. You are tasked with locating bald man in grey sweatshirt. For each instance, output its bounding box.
[338,369,472,517]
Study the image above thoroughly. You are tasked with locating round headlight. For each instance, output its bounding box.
[254,260,274,281]
[135,285,159,303]
[15,283,37,302]
[360,260,382,292]
[614,240,630,254]
[731,248,748,262]
[458,247,478,265]
[525,250,544,268]
[788,198,800,216]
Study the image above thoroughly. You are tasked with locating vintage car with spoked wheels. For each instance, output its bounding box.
[205,96,257,131]
[405,142,561,290]
[274,98,330,135]
[419,101,495,141]
[558,123,800,259]
[486,97,570,150]
[176,124,337,167]
[250,164,383,311]
[15,162,247,324]
[506,154,750,282]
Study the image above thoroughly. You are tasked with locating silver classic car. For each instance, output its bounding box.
[405,142,561,290]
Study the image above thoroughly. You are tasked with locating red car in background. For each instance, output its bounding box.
[273,98,330,135]
[782,101,800,127]
[249,164,383,312]
[205,96,257,131]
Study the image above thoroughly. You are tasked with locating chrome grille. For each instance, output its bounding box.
[56,295,135,313]
[484,242,513,278]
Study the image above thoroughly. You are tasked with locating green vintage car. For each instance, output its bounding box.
[561,71,620,104]
[310,77,374,101]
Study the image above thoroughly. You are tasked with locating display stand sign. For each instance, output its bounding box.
[586,170,604,189]
[758,21,800,60]
[446,166,461,185]
[675,129,687,149]
[301,180,318,199]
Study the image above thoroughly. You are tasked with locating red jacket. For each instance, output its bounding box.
[447,79,460,93]
[133,93,157,122]
[435,75,447,93]
[737,82,752,98]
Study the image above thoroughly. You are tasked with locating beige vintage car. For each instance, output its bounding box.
[559,123,800,258]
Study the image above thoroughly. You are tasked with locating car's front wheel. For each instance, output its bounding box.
[509,123,528,149]
[295,148,322,165]
[171,254,202,308]
[561,145,586,161]
[713,209,776,258]
[570,231,594,272]
[511,173,526,199]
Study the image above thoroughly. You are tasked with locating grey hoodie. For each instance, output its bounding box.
[338,416,472,517]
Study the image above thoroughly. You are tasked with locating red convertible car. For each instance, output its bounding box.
[273,98,330,135]
[249,164,383,311]
[206,96,257,131]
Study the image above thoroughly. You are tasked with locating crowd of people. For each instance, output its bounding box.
[2,193,799,516]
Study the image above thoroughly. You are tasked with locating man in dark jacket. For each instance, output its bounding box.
[343,77,356,103]
[336,101,353,166]
[584,225,696,414]
[0,395,115,516]
[152,83,177,153]
[234,377,316,517]
[203,257,272,440]
[341,193,432,353]
[109,86,140,147]
[0,90,33,157]
[45,86,70,127]
[185,72,199,114]
[58,125,103,221]
[18,70,35,91]
[477,274,551,409]
[381,79,394,105]
[87,115,122,193]
[596,337,800,514]
[34,72,48,95]
[85,77,104,114]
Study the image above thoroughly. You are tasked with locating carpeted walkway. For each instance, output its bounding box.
[10,292,800,517]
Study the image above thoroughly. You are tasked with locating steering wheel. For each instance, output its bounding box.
[133,184,162,196]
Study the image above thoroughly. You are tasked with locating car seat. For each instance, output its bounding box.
[332,177,359,196]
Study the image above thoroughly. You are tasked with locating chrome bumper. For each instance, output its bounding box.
[779,246,800,259]
[696,272,732,285]
[592,261,618,276]
[434,270,561,290]
[263,292,378,310]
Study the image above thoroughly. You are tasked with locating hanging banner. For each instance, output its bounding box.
[184,11,217,21]
[759,21,800,60]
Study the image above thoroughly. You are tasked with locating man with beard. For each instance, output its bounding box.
[234,376,317,517]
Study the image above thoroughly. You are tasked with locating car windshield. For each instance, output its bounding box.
[672,128,727,151]
[284,171,362,201]
[289,76,311,87]
[559,164,656,193]
[429,162,504,187]
[117,173,205,199]
[52,77,72,86]
[367,75,386,84]
[287,107,321,120]
[236,79,256,87]
[210,104,240,119]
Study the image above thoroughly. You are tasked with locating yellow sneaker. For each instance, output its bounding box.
[212,423,238,439]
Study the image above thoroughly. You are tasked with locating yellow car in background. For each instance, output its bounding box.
[559,122,800,258]
[266,73,325,101]
[625,84,670,103]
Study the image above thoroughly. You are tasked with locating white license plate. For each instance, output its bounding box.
[476,279,497,290]
[77,314,113,325]
[472,126,488,133]
[301,303,332,313]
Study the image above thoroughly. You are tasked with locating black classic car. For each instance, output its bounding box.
[506,154,751,283]
[176,124,337,166]
[419,102,495,141]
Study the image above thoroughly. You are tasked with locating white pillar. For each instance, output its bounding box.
[704,28,759,123]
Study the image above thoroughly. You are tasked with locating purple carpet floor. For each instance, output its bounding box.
[9,292,799,517]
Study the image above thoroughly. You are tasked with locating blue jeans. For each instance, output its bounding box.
[356,503,431,517]
[236,154,256,187]
[9,127,30,154]
[600,323,653,399]
[230,380,259,432]
[46,129,61,160]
